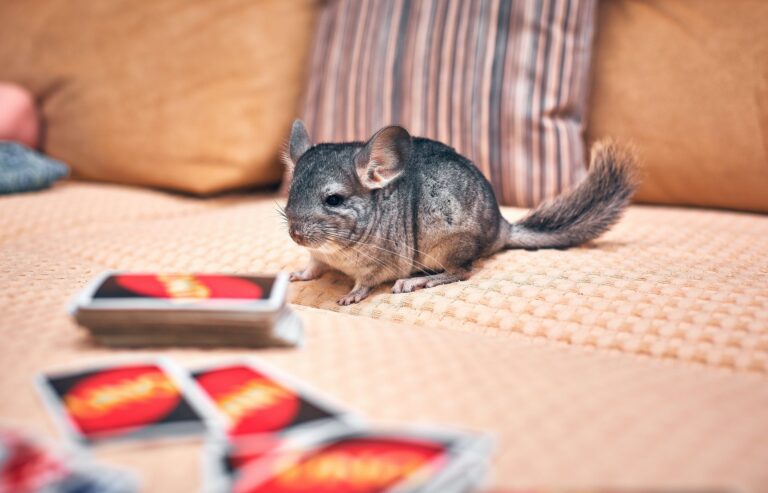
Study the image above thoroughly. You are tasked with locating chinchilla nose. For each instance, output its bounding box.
[289,224,306,244]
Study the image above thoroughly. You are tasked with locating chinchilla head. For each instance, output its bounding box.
[284,120,412,250]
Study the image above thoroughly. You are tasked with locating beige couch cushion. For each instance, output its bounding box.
[5,182,764,372]
[588,0,768,213]
[1,182,767,490]
[0,0,316,194]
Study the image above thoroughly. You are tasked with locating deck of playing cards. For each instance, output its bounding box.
[204,427,493,493]
[69,272,302,348]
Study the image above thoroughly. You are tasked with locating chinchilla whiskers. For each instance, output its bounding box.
[326,231,411,277]
[324,230,417,269]
[324,230,445,274]
[331,237,400,279]
[334,247,396,279]
[336,242,395,277]
[324,223,447,272]
[322,226,435,275]
[357,231,448,272]
[274,203,289,226]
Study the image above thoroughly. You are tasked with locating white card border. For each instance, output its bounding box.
[69,271,289,313]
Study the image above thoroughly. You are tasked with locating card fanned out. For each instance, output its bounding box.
[35,357,493,491]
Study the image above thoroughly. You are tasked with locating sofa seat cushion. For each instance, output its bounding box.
[1,181,767,490]
[3,181,766,373]
[1,305,767,491]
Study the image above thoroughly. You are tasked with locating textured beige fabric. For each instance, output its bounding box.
[1,182,767,491]
[4,182,765,373]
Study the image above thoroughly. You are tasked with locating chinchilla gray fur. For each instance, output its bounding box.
[282,120,639,305]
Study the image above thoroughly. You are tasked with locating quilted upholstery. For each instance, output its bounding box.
[1,181,767,491]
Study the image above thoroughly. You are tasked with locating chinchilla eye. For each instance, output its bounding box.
[324,194,344,207]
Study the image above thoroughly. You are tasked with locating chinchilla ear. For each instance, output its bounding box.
[287,119,312,168]
[354,125,412,189]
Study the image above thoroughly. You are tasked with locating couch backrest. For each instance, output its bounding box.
[588,0,768,213]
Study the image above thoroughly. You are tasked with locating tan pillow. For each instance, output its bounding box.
[0,0,317,194]
[587,0,768,213]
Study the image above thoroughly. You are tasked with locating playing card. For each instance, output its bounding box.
[35,358,216,446]
[204,426,492,493]
[0,428,139,493]
[191,360,358,442]
[0,428,68,492]
[201,420,355,493]
[71,272,289,313]
[45,463,139,493]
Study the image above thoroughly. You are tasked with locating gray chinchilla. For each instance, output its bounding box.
[282,120,638,305]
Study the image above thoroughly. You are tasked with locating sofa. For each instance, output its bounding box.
[1,1,767,492]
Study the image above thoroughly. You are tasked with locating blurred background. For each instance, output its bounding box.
[1,1,767,492]
[1,0,766,211]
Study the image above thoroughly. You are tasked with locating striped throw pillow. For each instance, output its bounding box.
[297,0,596,207]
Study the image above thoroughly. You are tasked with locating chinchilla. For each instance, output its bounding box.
[282,120,638,305]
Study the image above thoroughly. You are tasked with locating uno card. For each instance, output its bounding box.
[206,427,492,493]
[70,271,288,312]
[0,429,69,492]
[36,358,214,446]
[201,419,353,492]
[191,360,357,444]
[0,428,140,493]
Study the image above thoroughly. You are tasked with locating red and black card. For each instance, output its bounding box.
[36,359,212,446]
[207,428,492,493]
[0,428,138,492]
[191,360,355,442]
[72,272,288,311]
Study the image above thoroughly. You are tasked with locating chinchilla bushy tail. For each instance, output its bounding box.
[506,140,639,249]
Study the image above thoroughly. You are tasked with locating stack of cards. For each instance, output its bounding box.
[36,358,493,492]
[69,272,302,348]
[0,428,138,493]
